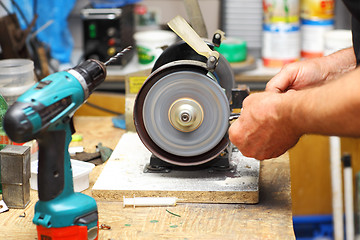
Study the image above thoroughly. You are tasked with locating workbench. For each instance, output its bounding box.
[0,116,295,239]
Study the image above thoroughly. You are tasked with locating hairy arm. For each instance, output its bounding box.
[288,66,360,136]
[229,66,360,160]
[266,47,356,93]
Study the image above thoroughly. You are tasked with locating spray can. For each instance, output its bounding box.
[300,0,335,20]
[263,0,300,24]
[301,18,334,58]
[300,0,335,58]
[262,23,301,67]
[262,0,301,67]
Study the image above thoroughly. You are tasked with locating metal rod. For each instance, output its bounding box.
[104,46,132,66]
[343,154,355,240]
[31,20,54,39]
[183,0,208,38]
[330,136,344,240]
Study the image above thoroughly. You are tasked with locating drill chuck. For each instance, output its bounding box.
[68,47,131,98]
[69,59,107,99]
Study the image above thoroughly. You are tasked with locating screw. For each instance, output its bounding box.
[180,112,191,122]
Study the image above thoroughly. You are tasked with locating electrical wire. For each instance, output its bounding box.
[85,101,123,115]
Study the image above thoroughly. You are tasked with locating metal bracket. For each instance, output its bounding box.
[212,30,226,47]
[231,85,250,109]
[143,145,236,174]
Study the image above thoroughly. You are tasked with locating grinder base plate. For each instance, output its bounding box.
[92,132,260,204]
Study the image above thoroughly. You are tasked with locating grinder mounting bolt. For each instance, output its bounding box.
[180,111,191,123]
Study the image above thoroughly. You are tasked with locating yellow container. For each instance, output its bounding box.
[300,0,335,20]
[263,0,300,24]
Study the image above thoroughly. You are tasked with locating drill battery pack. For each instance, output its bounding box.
[36,223,98,240]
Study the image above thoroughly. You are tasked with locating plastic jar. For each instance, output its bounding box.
[324,29,353,56]
[215,38,247,63]
[0,59,36,105]
[134,30,177,65]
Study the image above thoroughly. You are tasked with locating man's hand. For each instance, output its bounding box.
[266,48,356,93]
[228,48,356,160]
[228,91,301,160]
[266,58,329,93]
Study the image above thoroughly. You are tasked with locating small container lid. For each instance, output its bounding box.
[215,38,247,63]
[134,30,177,44]
[0,59,34,75]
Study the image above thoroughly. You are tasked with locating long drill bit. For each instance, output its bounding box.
[104,46,133,66]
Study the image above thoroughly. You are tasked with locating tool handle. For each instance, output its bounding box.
[37,126,73,201]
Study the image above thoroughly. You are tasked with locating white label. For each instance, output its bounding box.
[262,24,300,59]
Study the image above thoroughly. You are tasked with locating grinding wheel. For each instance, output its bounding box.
[143,70,229,157]
[153,40,235,100]
[134,62,231,166]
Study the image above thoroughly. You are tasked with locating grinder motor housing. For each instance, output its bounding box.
[134,39,239,167]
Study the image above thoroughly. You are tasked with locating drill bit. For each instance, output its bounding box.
[104,46,133,66]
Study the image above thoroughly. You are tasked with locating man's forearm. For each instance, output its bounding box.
[322,47,356,81]
[286,66,360,136]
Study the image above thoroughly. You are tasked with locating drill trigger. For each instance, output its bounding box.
[70,117,76,135]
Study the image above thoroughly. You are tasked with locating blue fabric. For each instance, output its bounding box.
[112,116,126,129]
[91,0,141,8]
[13,0,76,63]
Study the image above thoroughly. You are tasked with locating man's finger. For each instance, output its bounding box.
[265,75,290,93]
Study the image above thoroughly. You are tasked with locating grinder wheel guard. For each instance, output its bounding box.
[134,62,231,166]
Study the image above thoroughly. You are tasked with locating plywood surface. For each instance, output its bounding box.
[92,132,260,203]
[0,116,294,239]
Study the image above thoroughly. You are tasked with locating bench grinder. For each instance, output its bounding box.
[134,17,245,167]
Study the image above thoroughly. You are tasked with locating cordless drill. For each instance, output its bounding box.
[3,47,131,240]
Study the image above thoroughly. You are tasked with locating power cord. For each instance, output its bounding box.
[85,101,123,115]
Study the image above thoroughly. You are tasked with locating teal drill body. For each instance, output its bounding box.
[3,59,107,238]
